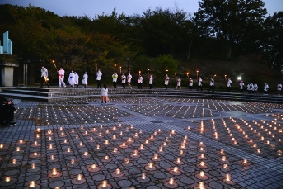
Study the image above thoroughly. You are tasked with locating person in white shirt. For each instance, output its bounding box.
[40,66,49,88]
[165,74,169,90]
[277,83,282,94]
[254,83,258,94]
[112,72,118,88]
[96,69,102,88]
[68,70,76,88]
[176,77,181,89]
[208,77,214,92]
[58,66,66,88]
[121,73,126,88]
[74,72,79,88]
[101,84,109,105]
[239,81,245,92]
[197,77,203,91]
[264,83,269,94]
[227,78,232,92]
[127,73,132,88]
[138,75,143,89]
[189,78,193,90]
[82,72,88,88]
[149,74,153,89]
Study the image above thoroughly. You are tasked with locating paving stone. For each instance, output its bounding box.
[92,174,105,181]
[118,180,132,188]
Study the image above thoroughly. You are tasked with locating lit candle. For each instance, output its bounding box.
[0,144,3,149]
[16,147,20,151]
[113,135,116,140]
[101,181,107,188]
[176,158,181,164]
[115,168,120,175]
[30,181,35,188]
[142,173,146,179]
[223,164,227,168]
[5,177,10,182]
[180,150,183,155]
[31,163,35,169]
[84,152,88,156]
[169,178,174,185]
[139,144,144,149]
[145,140,149,144]
[124,158,129,164]
[199,182,204,189]
[226,174,231,182]
[71,159,75,164]
[96,145,100,150]
[67,148,71,152]
[200,161,205,167]
[200,171,204,177]
[148,162,153,168]
[49,144,53,149]
[77,174,82,181]
[91,164,96,169]
[104,155,109,160]
[222,156,226,161]
[104,140,109,145]
[49,137,52,141]
[52,168,57,176]
[12,159,16,164]
[153,154,158,160]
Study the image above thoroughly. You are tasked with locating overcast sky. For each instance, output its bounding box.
[0,0,282,18]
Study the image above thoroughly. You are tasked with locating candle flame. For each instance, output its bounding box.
[12,159,16,164]
[140,144,144,149]
[113,135,116,140]
[199,182,204,189]
[226,174,231,181]
[49,144,53,149]
[200,171,204,177]
[223,164,227,168]
[142,173,146,179]
[5,177,10,182]
[52,168,57,176]
[124,158,129,164]
[16,147,20,151]
[116,168,120,175]
[77,174,82,181]
[91,164,96,169]
[169,178,174,185]
[68,148,71,152]
[222,156,226,161]
[97,145,100,149]
[148,163,153,168]
[102,181,107,188]
[0,144,3,148]
[105,155,109,160]
[30,181,35,187]
[177,158,180,163]
[200,161,204,166]
[180,150,183,155]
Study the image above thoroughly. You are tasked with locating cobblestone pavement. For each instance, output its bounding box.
[0,97,282,189]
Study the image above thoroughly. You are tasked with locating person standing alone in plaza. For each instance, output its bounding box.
[101,84,109,105]
[96,69,102,88]
[138,75,143,89]
[58,66,66,88]
[128,73,132,88]
[40,66,49,88]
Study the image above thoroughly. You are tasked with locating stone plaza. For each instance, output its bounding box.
[0,95,282,189]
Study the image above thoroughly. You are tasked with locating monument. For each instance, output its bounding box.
[0,31,19,87]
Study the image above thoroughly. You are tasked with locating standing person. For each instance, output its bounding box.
[227,78,232,92]
[149,74,153,89]
[240,81,245,92]
[0,97,16,126]
[176,77,181,89]
[197,77,203,91]
[138,75,143,89]
[96,69,102,88]
[40,66,49,88]
[254,83,258,94]
[264,83,269,95]
[58,66,66,88]
[68,70,75,88]
[189,78,193,90]
[121,73,126,88]
[101,84,109,105]
[112,72,118,88]
[277,83,282,94]
[165,74,169,89]
[82,72,88,88]
[208,77,214,92]
[74,72,79,88]
[128,73,132,88]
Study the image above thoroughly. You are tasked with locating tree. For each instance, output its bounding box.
[194,0,267,58]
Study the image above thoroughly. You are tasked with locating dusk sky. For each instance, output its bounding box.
[0,0,283,18]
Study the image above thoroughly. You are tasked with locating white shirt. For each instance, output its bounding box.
[254,84,258,90]
[112,74,118,82]
[74,73,79,84]
[227,79,232,87]
[41,68,48,78]
[240,82,244,89]
[127,74,132,83]
[277,84,282,91]
[101,88,108,96]
[165,76,169,85]
[138,76,143,83]
[264,84,269,91]
[198,78,202,86]
[189,79,193,86]
[210,79,214,86]
[121,75,126,83]
[149,77,153,84]
[82,74,88,84]
[68,73,75,85]
[96,71,102,80]
[59,69,64,78]
[177,78,181,86]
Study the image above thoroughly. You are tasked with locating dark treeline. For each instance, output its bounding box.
[0,0,282,82]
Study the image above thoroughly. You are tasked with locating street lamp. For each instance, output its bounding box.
[166,69,168,72]
[187,72,189,77]
[119,66,121,73]
[148,69,150,77]
[196,70,199,80]
[214,74,217,77]
[224,74,227,79]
